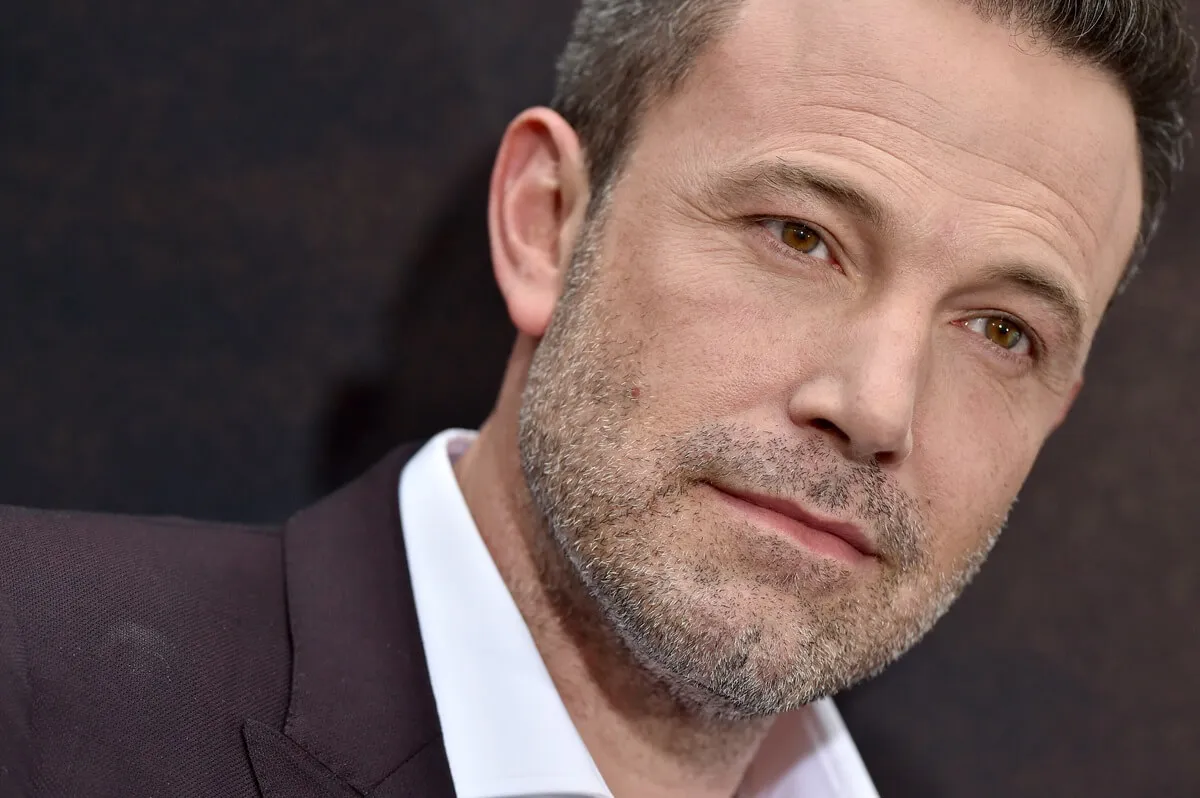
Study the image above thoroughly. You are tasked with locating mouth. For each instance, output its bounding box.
[704,483,878,564]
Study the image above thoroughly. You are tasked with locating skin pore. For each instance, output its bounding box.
[453,0,1142,795]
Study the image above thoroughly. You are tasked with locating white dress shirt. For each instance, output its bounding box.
[399,430,880,798]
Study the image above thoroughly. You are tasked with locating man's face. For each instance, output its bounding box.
[518,0,1141,715]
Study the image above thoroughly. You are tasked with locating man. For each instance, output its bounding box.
[0,0,1194,795]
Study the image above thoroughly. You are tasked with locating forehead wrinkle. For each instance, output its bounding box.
[798,67,958,122]
[959,194,1092,273]
[937,150,1102,265]
[968,179,1098,262]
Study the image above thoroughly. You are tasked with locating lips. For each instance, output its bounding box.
[707,484,878,560]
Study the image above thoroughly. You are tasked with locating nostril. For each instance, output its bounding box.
[874,450,899,468]
[811,417,849,442]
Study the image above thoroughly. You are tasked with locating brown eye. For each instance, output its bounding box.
[781,222,822,253]
[986,318,1022,349]
[963,315,1031,356]
[761,219,833,261]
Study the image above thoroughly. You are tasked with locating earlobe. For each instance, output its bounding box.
[488,108,590,339]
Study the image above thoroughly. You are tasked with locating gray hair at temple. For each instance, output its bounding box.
[551,0,1197,286]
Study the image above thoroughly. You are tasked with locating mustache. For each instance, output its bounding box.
[669,426,928,569]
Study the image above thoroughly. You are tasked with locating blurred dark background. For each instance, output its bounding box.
[1,2,1197,795]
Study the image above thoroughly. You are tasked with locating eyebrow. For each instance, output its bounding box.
[978,262,1088,355]
[703,159,894,231]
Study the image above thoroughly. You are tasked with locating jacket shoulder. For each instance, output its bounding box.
[0,505,291,797]
[0,504,287,628]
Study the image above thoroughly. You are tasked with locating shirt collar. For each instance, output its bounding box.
[399,430,878,798]
[400,430,611,798]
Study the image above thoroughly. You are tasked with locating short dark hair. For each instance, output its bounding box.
[552,0,1197,281]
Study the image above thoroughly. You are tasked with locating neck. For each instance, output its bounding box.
[453,344,773,798]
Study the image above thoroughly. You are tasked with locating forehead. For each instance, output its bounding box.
[628,0,1143,320]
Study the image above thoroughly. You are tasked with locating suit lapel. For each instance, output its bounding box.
[243,720,361,798]
[243,443,455,798]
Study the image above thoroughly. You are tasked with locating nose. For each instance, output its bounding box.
[787,311,926,467]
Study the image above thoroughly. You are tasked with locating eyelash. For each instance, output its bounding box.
[750,217,1043,364]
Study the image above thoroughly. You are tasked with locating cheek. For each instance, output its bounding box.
[605,220,837,422]
[913,369,1045,563]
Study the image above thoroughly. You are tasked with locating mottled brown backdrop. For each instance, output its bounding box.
[2,2,1197,795]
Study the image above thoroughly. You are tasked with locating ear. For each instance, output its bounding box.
[1052,378,1084,431]
[488,107,590,338]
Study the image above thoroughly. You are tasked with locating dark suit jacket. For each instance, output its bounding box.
[0,444,456,798]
